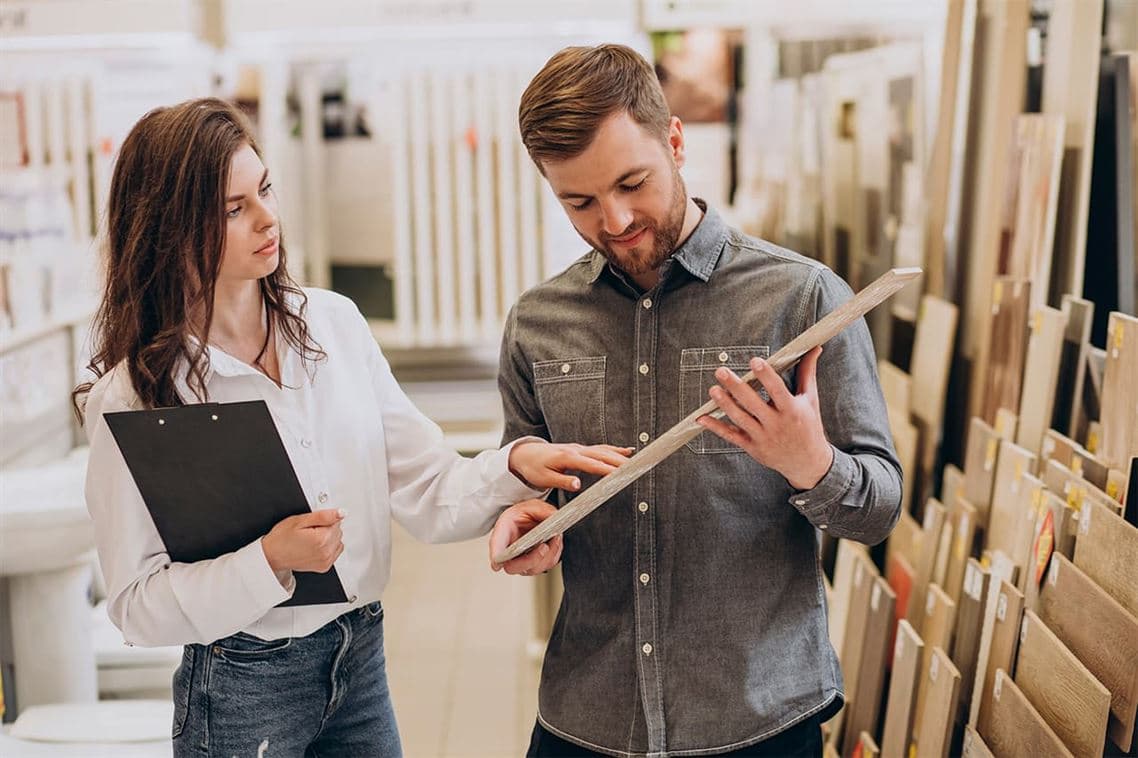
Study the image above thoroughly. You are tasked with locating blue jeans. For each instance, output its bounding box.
[172,602,401,757]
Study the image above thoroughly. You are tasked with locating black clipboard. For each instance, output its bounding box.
[103,400,348,607]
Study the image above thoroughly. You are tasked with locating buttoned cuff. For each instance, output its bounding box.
[788,445,855,521]
[238,539,295,607]
[483,436,553,502]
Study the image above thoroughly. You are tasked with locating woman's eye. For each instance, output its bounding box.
[570,199,592,211]
[226,207,240,218]
[259,183,273,197]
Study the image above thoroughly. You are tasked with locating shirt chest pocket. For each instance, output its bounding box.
[680,345,770,454]
[533,356,607,446]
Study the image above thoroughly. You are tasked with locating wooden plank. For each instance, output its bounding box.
[887,509,921,574]
[880,360,913,412]
[1071,447,1110,491]
[914,647,961,758]
[962,725,995,758]
[1015,305,1068,456]
[1039,553,1138,751]
[496,267,924,562]
[979,277,1032,425]
[913,584,956,742]
[882,619,924,758]
[922,0,973,301]
[952,559,991,726]
[944,496,979,604]
[829,540,867,657]
[887,552,916,629]
[971,580,1025,729]
[1054,295,1093,437]
[981,669,1074,758]
[843,577,897,758]
[1040,0,1103,303]
[1042,428,1082,470]
[964,417,1002,529]
[986,440,1038,561]
[856,731,880,758]
[836,550,879,749]
[993,408,1019,441]
[910,499,948,634]
[890,409,920,515]
[1073,497,1138,617]
[1014,609,1111,758]
[1001,115,1066,312]
[1100,313,1138,470]
[1043,491,1078,561]
[910,295,958,435]
[941,464,965,514]
[963,0,1030,420]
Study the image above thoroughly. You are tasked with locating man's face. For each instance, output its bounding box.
[542,111,689,277]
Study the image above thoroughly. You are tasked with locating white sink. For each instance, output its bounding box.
[0,447,93,576]
[0,447,98,711]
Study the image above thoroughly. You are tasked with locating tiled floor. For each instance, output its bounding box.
[382,523,542,757]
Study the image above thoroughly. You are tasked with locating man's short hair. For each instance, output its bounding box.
[518,44,672,171]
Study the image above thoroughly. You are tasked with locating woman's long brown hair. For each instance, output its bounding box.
[74,98,324,418]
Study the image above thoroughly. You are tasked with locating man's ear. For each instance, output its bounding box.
[668,115,686,169]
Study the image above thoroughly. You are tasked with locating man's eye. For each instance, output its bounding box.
[620,179,646,193]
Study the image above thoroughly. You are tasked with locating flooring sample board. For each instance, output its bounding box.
[496,267,923,562]
[1014,610,1111,758]
[910,295,959,435]
[1041,0,1103,304]
[1039,553,1138,752]
[980,278,1032,426]
[854,731,880,758]
[941,465,965,516]
[993,408,1018,441]
[1015,305,1068,456]
[1071,447,1110,491]
[952,559,990,724]
[1042,429,1081,470]
[944,496,979,604]
[913,584,956,742]
[1100,313,1138,470]
[829,541,867,656]
[962,725,995,758]
[964,417,1003,529]
[923,0,976,301]
[962,0,1029,409]
[981,669,1074,758]
[880,360,913,412]
[914,647,960,758]
[1072,498,1138,617]
[837,549,880,748]
[842,577,897,758]
[986,440,1038,559]
[890,409,920,515]
[1053,296,1094,437]
[971,580,1025,729]
[911,499,949,633]
[887,553,916,630]
[887,509,921,574]
[882,619,924,758]
[1043,491,1078,561]
[1000,115,1066,312]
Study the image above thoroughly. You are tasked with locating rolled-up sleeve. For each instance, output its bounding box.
[787,268,903,545]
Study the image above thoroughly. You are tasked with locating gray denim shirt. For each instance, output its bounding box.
[498,201,902,757]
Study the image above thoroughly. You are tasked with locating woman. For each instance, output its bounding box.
[76,98,625,757]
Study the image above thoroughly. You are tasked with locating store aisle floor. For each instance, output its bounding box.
[383,523,541,757]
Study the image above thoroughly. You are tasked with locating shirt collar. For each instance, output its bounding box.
[586,198,727,285]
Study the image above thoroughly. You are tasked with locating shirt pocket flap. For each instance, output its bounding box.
[534,356,607,384]
[680,346,770,371]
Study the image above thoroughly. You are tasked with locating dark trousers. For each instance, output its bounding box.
[527,714,823,758]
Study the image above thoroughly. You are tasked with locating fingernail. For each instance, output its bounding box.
[571,478,581,490]
[337,508,348,518]
[716,366,729,379]
[539,544,549,557]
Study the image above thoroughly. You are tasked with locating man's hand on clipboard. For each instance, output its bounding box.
[262,509,346,574]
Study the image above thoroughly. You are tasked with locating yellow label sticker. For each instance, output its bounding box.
[1033,311,1042,333]
[994,281,1004,305]
[1107,480,1121,500]
[1087,430,1099,454]
[1115,322,1125,350]
[1072,456,1084,476]
[1067,485,1082,510]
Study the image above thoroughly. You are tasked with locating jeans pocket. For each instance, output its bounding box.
[171,645,195,739]
[363,600,384,620]
[533,357,607,446]
[680,346,769,454]
[212,632,293,663]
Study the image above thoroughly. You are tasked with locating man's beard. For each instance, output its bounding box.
[581,168,688,276]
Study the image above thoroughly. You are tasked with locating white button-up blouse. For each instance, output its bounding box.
[83,288,540,647]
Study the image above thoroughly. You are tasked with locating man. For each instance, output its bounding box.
[490,44,902,757]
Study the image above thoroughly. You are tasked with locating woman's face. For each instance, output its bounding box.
[219,143,279,284]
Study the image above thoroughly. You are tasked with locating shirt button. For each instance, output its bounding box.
[560,363,571,374]
[639,573,650,585]
[638,432,649,443]
[638,502,649,513]
[318,492,329,504]
[794,499,807,506]
[642,298,653,309]
[301,438,312,448]
[719,351,729,362]
[642,643,653,655]
[639,363,649,375]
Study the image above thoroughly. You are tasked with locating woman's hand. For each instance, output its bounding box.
[508,441,632,491]
[489,500,563,575]
[261,509,345,573]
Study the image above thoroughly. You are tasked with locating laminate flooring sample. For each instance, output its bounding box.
[981,669,1074,757]
[1072,498,1138,617]
[882,619,924,758]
